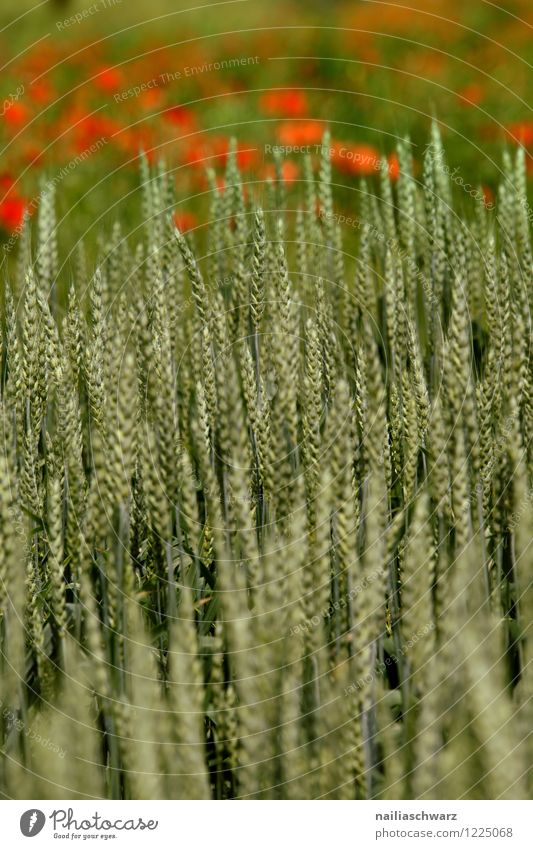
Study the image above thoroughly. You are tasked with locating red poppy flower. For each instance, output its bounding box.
[0,173,16,192]
[163,105,196,128]
[330,141,380,176]
[28,79,55,104]
[235,145,258,170]
[387,152,400,181]
[3,101,29,127]
[114,127,154,159]
[94,66,124,93]
[329,142,351,174]
[457,83,484,107]
[63,111,121,152]
[210,136,230,160]
[182,139,211,167]
[0,195,26,232]
[482,185,494,207]
[260,90,308,117]
[173,210,198,232]
[506,121,533,147]
[277,121,325,146]
[139,88,164,109]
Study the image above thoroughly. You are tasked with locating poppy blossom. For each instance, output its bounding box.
[330,141,380,176]
[457,84,484,107]
[139,87,164,109]
[2,101,30,127]
[94,66,124,93]
[387,152,400,181]
[163,105,196,128]
[174,210,198,232]
[506,121,533,147]
[328,142,351,174]
[260,90,308,117]
[350,144,380,175]
[277,121,325,146]
[182,138,212,167]
[28,80,55,104]
[62,110,121,152]
[482,185,495,207]
[114,126,155,159]
[0,195,26,231]
[0,173,16,192]
[235,144,259,170]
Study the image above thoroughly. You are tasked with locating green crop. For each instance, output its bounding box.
[0,128,531,800]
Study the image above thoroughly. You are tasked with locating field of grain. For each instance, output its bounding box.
[0,123,531,799]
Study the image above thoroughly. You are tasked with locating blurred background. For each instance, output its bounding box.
[0,0,531,248]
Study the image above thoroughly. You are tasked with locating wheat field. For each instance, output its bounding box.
[0,127,531,800]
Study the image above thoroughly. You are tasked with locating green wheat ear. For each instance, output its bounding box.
[0,133,531,799]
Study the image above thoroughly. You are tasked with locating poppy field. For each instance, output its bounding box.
[0,0,532,255]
